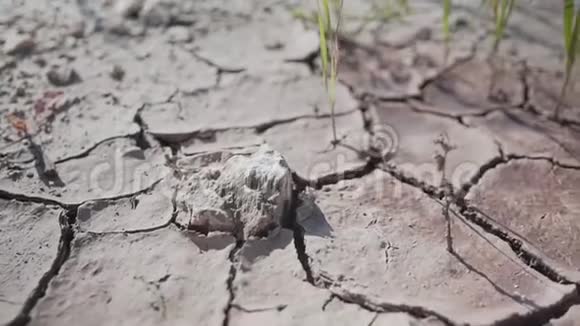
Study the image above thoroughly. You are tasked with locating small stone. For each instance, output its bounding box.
[26,171,34,178]
[46,66,81,86]
[13,86,25,97]
[110,65,125,81]
[265,41,284,50]
[167,26,191,43]
[70,21,86,38]
[3,31,35,55]
[34,57,47,67]
[114,0,144,18]
[107,19,145,37]
[415,27,432,41]
[141,0,172,26]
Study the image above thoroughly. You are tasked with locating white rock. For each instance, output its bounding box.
[3,31,34,55]
[176,146,294,239]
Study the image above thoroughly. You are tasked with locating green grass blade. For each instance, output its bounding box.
[317,1,329,87]
[556,6,580,119]
[443,0,452,41]
[491,0,515,54]
[564,0,574,52]
[569,10,580,66]
[322,0,331,32]
[316,0,342,144]
[329,0,343,144]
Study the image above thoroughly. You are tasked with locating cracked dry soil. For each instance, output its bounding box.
[1,0,580,325]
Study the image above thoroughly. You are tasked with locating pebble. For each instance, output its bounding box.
[167,26,191,43]
[107,19,145,37]
[46,66,81,86]
[114,0,144,18]
[110,65,125,81]
[141,0,172,26]
[3,31,35,55]
[70,21,86,38]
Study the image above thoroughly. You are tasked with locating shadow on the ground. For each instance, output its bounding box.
[296,195,334,238]
[28,138,65,187]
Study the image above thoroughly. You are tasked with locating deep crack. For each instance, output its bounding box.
[458,205,574,285]
[222,240,244,326]
[6,208,76,326]
[331,290,456,326]
[288,185,316,285]
[0,189,74,209]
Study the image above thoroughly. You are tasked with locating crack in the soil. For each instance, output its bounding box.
[0,189,75,209]
[321,294,335,311]
[416,40,481,95]
[222,240,244,326]
[406,99,470,126]
[288,185,316,284]
[9,102,160,167]
[457,204,575,286]
[54,134,142,164]
[379,162,444,199]
[306,158,379,190]
[491,290,580,326]
[230,303,287,313]
[517,66,580,129]
[6,208,76,326]
[367,313,379,326]
[254,109,357,134]
[330,290,456,326]
[405,98,504,127]
[0,177,165,214]
[457,152,580,201]
[144,109,358,146]
[190,52,245,87]
[285,48,319,74]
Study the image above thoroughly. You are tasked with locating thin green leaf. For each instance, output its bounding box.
[556,7,580,119]
[322,0,331,32]
[564,0,574,52]
[316,0,343,144]
[491,0,515,54]
[443,0,452,41]
[569,11,580,66]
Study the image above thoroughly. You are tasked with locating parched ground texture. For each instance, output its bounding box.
[2,0,580,325]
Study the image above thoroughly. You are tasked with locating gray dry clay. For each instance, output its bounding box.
[175,146,294,239]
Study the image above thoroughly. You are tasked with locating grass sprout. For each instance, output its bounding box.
[556,0,580,120]
[443,0,452,61]
[316,0,343,145]
[486,0,516,54]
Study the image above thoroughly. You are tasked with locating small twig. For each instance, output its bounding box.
[434,133,457,253]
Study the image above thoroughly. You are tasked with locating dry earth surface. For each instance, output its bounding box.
[1,0,580,325]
